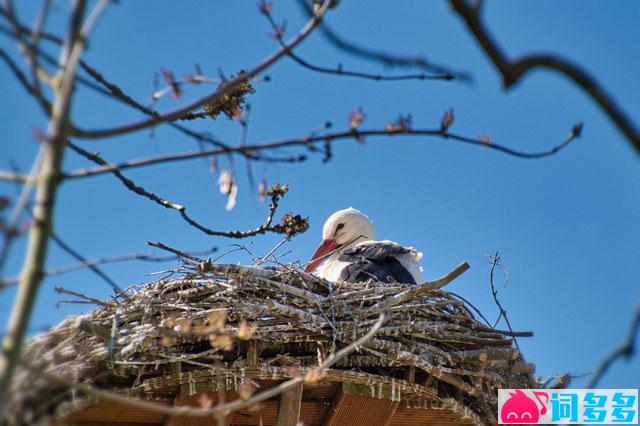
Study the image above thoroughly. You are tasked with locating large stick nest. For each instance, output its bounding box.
[6,262,535,425]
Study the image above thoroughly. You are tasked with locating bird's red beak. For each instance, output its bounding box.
[304,239,338,272]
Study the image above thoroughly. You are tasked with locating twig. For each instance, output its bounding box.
[147,241,206,263]
[0,246,216,290]
[65,140,298,239]
[448,291,493,328]
[0,147,44,274]
[255,237,288,265]
[0,0,109,415]
[49,232,122,294]
[0,48,51,115]
[54,286,111,307]
[448,0,640,153]
[0,170,29,184]
[68,1,333,139]
[0,1,53,115]
[77,60,232,149]
[488,251,518,350]
[263,11,452,82]
[0,23,222,151]
[364,261,469,314]
[588,303,640,388]
[296,0,469,81]
[0,11,63,45]
[63,124,582,180]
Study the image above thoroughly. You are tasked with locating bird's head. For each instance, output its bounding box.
[304,207,375,273]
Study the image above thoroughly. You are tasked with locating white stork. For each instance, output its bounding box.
[304,208,424,284]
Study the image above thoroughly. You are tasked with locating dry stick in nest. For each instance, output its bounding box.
[13,314,386,419]
[28,246,217,289]
[363,261,470,315]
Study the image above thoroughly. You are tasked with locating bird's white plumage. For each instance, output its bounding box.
[310,208,424,284]
[316,240,424,283]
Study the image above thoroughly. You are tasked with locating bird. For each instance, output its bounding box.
[304,208,424,284]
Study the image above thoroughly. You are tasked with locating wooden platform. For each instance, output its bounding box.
[57,369,482,426]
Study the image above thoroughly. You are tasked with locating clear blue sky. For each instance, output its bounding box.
[1,1,639,390]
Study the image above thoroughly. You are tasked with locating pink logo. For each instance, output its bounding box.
[500,390,549,423]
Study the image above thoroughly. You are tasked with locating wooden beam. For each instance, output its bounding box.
[164,392,233,426]
[276,382,303,426]
[323,383,399,426]
[64,399,168,424]
[247,341,258,367]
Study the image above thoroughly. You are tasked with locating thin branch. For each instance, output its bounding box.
[0,0,107,414]
[255,237,289,266]
[588,303,640,388]
[263,10,452,82]
[25,0,53,104]
[0,0,53,113]
[0,171,29,184]
[65,141,301,239]
[77,60,232,149]
[68,1,333,140]
[363,261,470,314]
[49,232,121,294]
[54,286,110,307]
[13,313,386,418]
[0,246,217,289]
[64,123,582,180]
[296,0,469,81]
[488,251,518,350]
[0,148,44,274]
[0,8,63,45]
[147,241,207,263]
[0,47,51,115]
[448,0,640,153]
[0,22,229,151]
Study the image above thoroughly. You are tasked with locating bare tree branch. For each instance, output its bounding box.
[147,241,209,263]
[0,149,45,273]
[77,60,233,149]
[0,171,29,184]
[0,47,51,115]
[296,0,470,81]
[0,0,109,414]
[61,123,582,181]
[0,0,53,113]
[263,7,453,82]
[48,232,122,294]
[54,286,111,308]
[65,141,307,239]
[0,8,63,45]
[448,0,640,153]
[588,303,640,388]
[67,1,333,140]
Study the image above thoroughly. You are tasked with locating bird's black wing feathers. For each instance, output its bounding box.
[339,242,410,260]
[338,242,416,284]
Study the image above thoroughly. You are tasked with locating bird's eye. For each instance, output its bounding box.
[336,223,345,231]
